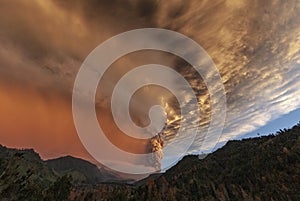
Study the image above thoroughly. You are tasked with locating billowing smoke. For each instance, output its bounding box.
[0,0,299,175]
[150,134,165,171]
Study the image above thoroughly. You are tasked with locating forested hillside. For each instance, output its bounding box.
[0,122,299,201]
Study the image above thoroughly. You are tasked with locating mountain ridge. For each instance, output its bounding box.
[72,122,300,200]
[0,122,299,200]
[46,155,121,184]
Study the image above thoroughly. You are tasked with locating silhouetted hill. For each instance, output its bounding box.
[0,147,59,200]
[150,124,300,201]
[0,122,299,200]
[72,122,300,201]
[0,147,120,200]
[46,156,120,184]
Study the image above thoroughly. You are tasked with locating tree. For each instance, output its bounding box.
[45,175,73,201]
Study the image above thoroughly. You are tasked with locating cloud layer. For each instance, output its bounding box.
[0,0,299,173]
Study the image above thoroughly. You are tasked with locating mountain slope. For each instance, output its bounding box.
[0,147,118,200]
[0,122,299,200]
[150,125,300,201]
[72,122,300,201]
[46,156,120,184]
[0,147,59,200]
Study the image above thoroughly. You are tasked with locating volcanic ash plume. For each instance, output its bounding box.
[150,134,165,171]
[0,0,299,177]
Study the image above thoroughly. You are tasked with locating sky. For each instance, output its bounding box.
[0,0,299,175]
[241,108,300,139]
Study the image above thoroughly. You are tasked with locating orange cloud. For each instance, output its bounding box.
[0,83,90,160]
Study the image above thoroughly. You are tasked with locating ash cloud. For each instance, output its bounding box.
[153,0,300,152]
[0,0,299,175]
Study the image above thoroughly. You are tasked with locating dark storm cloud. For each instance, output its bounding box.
[0,0,165,173]
[0,0,160,91]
